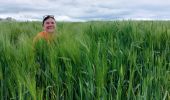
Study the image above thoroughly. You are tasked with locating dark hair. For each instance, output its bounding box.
[42,15,55,26]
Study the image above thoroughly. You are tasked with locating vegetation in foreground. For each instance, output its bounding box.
[0,21,170,100]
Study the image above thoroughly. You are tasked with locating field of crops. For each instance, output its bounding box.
[0,21,170,100]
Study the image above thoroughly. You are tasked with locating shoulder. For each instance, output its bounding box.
[37,31,46,37]
[33,31,45,44]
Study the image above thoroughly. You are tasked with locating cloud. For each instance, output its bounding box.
[0,0,170,21]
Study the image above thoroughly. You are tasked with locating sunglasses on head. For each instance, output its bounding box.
[43,15,54,20]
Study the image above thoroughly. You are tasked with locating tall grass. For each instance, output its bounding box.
[0,21,170,99]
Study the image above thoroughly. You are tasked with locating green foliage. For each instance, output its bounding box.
[0,21,170,100]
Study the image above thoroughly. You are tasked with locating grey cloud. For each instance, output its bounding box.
[1,0,170,21]
[73,10,133,20]
[0,3,46,14]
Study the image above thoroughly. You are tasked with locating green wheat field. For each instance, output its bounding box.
[0,21,170,100]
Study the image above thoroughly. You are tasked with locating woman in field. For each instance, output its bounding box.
[33,15,57,43]
[33,15,57,98]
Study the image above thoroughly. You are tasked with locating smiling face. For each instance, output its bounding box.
[43,18,56,33]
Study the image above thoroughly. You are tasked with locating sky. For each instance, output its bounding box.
[0,0,170,21]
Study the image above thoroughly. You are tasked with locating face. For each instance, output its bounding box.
[43,18,56,33]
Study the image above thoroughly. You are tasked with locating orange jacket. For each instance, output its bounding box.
[33,31,55,44]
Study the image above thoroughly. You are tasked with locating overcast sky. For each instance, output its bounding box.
[0,0,170,21]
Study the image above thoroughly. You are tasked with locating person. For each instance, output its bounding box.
[33,15,57,44]
[33,15,57,98]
